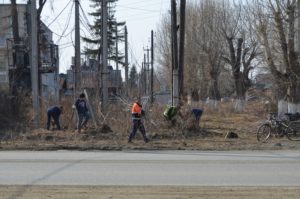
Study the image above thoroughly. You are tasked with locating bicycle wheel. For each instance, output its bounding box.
[257,123,271,142]
[286,122,300,141]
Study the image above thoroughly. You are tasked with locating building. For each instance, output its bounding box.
[0,3,59,102]
[62,58,122,98]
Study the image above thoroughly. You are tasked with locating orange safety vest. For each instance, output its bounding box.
[131,102,142,115]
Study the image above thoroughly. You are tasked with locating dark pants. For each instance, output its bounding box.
[128,119,148,142]
[47,112,61,130]
[77,112,89,130]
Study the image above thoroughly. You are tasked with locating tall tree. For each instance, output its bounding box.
[221,1,259,112]
[83,0,125,65]
[253,0,300,114]
[194,0,225,103]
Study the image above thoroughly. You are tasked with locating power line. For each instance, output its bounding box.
[118,0,161,6]
[56,1,74,44]
[118,5,160,13]
[47,0,73,27]
[52,28,73,38]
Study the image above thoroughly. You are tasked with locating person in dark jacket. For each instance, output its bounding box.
[75,93,89,133]
[47,106,63,130]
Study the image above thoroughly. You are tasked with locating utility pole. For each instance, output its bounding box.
[30,0,40,127]
[10,0,20,95]
[115,23,119,71]
[143,54,147,95]
[141,62,144,95]
[124,25,129,96]
[298,0,300,53]
[150,30,154,103]
[171,0,179,106]
[179,0,186,101]
[74,0,81,97]
[101,0,109,109]
[144,47,150,96]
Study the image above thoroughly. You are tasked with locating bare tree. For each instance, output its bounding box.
[156,0,231,103]
[156,14,173,91]
[253,0,300,114]
[220,1,259,112]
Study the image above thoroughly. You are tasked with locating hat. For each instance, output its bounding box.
[79,93,85,98]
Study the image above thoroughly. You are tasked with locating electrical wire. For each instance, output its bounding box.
[56,2,74,44]
[47,0,73,27]
[118,0,160,6]
[118,5,160,13]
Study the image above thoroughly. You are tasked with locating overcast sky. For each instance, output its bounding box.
[2,0,170,73]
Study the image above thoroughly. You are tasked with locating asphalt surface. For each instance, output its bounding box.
[0,150,300,186]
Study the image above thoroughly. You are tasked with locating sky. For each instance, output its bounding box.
[2,0,170,74]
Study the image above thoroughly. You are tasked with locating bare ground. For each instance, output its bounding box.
[0,186,300,199]
[1,101,299,151]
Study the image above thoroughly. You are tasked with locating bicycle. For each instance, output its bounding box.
[257,113,300,142]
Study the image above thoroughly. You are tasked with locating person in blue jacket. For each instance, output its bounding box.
[47,105,63,130]
[75,93,89,133]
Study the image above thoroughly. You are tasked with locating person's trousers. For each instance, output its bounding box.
[128,119,147,142]
[47,112,61,130]
[77,112,89,130]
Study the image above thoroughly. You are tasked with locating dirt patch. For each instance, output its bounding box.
[0,186,299,199]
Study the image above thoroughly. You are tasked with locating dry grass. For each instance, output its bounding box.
[3,97,288,151]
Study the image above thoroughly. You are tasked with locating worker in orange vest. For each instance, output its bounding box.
[128,97,150,143]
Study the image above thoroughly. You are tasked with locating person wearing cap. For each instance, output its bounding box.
[75,93,89,133]
[46,105,63,130]
[128,97,150,143]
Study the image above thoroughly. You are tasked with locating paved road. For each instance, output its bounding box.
[0,150,300,186]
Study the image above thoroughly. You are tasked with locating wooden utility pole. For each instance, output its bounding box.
[171,0,179,106]
[124,25,129,96]
[143,54,147,95]
[30,0,40,127]
[144,47,150,95]
[297,0,300,53]
[141,62,144,95]
[179,0,186,101]
[74,0,81,97]
[101,0,109,109]
[11,0,20,44]
[115,24,119,71]
[10,0,20,95]
[150,30,154,103]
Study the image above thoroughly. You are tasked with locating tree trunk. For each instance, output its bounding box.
[233,73,247,112]
[287,79,300,113]
[208,79,221,100]
[207,79,220,109]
